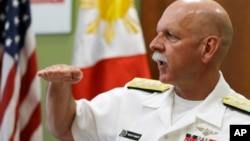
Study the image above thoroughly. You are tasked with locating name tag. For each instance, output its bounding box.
[119,129,142,141]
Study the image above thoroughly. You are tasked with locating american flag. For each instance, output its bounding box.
[0,0,42,141]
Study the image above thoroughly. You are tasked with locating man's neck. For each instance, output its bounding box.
[174,70,220,101]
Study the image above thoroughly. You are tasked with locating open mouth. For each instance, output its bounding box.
[159,60,167,65]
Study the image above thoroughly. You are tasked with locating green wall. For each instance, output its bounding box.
[36,1,77,141]
[36,0,141,140]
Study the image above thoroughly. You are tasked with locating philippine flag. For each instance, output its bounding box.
[71,0,151,100]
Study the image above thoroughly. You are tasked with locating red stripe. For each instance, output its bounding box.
[72,54,151,100]
[20,103,41,141]
[20,51,38,102]
[0,64,17,126]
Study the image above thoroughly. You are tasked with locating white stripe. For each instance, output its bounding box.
[0,53,14,99]
[0,54,21,141]
[30,124,43,141]
[19,27,35,76]
[24,26,36,55]
[13,120,20,141]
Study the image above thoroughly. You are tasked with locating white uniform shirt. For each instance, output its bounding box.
[72,74,250,141]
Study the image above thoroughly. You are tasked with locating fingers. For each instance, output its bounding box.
[37,64,83,84]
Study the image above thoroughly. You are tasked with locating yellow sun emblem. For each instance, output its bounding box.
[80,0,139,44]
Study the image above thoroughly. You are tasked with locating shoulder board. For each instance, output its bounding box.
[127,77,172,93]
[223,95,250,115]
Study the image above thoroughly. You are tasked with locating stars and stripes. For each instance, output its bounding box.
[0,0,42,141]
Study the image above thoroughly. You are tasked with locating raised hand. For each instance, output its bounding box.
[37,64,83,84]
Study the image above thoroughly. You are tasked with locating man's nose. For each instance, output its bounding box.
[149,33,165,52]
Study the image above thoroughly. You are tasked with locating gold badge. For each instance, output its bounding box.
[127,77,171,93]
[223,96,250,114]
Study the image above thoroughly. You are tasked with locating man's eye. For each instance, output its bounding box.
[166,32,175,38]
[166,32,178,42]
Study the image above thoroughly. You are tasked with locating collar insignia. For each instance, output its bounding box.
[196,127,218,136]
[223,95,250,114]
[127,77,171,93]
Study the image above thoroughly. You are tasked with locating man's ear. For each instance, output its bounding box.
[201,36,220,63]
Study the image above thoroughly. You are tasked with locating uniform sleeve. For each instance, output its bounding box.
[71,88,125,141]
[72,99,99,141]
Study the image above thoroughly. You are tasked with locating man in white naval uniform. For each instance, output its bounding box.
[69,73,250,141]
[38,0,250,141]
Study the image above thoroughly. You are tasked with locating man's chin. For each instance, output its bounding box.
[158,75,171,84]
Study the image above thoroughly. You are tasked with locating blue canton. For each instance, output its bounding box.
[0,0,31,61]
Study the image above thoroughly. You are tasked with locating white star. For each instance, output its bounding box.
[5,38,12,47]
[15,35,20,44]
[5,21,10,30]
[14,16,19,25]
[13,0,19,8]
[23,14,29,22]
[15,53,19,61]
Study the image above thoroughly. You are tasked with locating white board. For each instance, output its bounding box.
[31,0,72,34]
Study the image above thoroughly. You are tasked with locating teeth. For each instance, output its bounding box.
[152,52,167,63]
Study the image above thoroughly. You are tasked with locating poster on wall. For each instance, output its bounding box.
[31,0,72,34]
